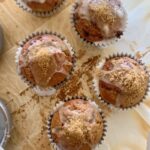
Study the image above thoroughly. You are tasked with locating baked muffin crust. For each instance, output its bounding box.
[96,57,149,108]
[23,0,63,11]
[18,34,73,88]
[51,99,104,150]
[74,0,127,42]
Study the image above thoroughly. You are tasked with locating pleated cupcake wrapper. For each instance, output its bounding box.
[15,31,76,96]
[47,96,107,150]
[15,0,66,17]
[70,2,128,48]
[93,53,150,110]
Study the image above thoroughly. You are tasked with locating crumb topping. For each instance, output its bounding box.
[97,57,149,106]
[75,0,126,39]
[89,0,116,25]
[35,50,53,75]
[20,35,73,87]
[52,100,103,149]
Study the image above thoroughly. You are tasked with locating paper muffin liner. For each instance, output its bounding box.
[15,0,66,17]
[93,53,150,110]
[15,31,76,96]
[47,96,107,150]
[70,2,128,48]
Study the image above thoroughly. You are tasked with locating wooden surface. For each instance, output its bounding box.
[0,0,150,150]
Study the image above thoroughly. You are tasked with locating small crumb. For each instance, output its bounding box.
[135,51,142,59]
[6,91,10,95]
[19,87,30,96]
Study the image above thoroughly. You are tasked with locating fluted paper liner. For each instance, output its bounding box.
[93,53,150,110]
[15,31,76,96]
[71,2,128,48]
[47,96,107,150]
[15,0,66,17]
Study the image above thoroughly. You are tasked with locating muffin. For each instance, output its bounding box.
[73,0,127,42]
[17,33,74,89]
[22,0,63,11]
[50,99,105,150]
[95,56,149,108]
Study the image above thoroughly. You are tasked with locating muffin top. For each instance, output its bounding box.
[51,99,104,150]
[75,0,127,39]
[18,34,73,88]
[97,57,149,107]
[23,0,62,11]
[23,0,46,3]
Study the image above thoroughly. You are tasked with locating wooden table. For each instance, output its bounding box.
[0,0,150,150]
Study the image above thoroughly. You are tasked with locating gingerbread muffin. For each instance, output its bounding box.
[95,56,149,108]
[17,33,74,88]
[50,99,105,150]
[22,0,63,11]
[73,0,127,42]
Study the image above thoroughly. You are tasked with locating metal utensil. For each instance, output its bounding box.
[147,133,150,150]
[0,99,12,149]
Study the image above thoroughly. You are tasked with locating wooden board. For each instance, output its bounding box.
[0,0,150,150]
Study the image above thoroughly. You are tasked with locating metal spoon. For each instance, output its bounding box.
[0,99,12,150]
[147,133,150,150]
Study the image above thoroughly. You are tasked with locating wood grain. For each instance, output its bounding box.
[0,0,150,150]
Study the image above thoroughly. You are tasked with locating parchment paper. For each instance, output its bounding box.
[0,0,150,150]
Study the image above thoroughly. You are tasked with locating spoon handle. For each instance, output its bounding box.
[147,133,150,150]
[0,146,4,150]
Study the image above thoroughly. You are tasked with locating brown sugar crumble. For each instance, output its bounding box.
[18,34,73,88]
[74,0,126,41]
[51,100,104,149]
[36,50,52,76]
[90,1,116,25]
[57,55,100,100]
[19,87,31,96]
[97,57,149,107]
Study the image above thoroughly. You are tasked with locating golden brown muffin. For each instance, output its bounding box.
[18,34,73,88]
[96,57,149,108]
[23,0,63,11]
[74,0,127,42]
[51,99,104,150]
